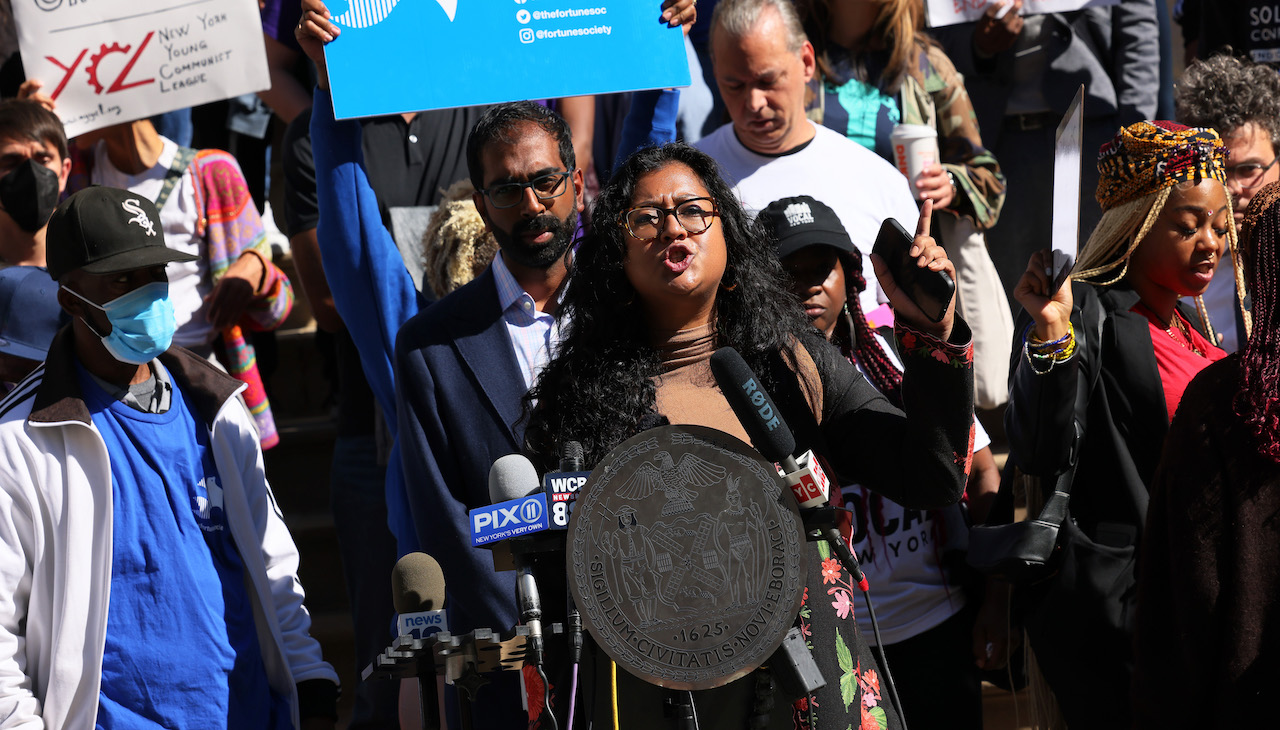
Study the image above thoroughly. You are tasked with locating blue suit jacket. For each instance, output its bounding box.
[394,268,523,634]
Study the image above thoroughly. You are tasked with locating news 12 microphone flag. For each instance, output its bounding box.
[323,0,691,119]
[10,0,269,137]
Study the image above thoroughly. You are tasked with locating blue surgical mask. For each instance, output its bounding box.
[63,281,176,365]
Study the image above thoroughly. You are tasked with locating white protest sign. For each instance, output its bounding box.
[11,0,269,137]
[926,0,1119,28]
[1050,86,1084,293]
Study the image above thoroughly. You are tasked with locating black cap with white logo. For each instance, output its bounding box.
[45,186,196,281]
[757,195,857,260]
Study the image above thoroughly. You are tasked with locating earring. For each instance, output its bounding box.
[720,267,738,292]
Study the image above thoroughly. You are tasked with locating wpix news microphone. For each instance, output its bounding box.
[484,454,548,667]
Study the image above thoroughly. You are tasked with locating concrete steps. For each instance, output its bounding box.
[261,252,363,726]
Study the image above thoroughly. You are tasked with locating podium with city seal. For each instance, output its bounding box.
[568,425,807,690]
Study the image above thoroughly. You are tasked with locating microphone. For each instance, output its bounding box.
[709,348,832,509]
[544,440,590,530]
[554,441,588,670]
[487,454,547,668]
[709,347,864,591]
[392,552,449,639]
[390,552,446,730]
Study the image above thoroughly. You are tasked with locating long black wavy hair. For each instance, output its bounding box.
[523,143,813,471]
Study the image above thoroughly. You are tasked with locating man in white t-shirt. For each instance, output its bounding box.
[695,0,920,315]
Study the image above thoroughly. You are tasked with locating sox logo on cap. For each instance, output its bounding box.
[121,198,157,237]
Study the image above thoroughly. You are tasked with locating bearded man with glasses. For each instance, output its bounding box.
[1176,53,1280,351]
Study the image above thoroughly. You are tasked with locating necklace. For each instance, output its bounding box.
[1134,301,1207,357]
[1164,312,1206,357]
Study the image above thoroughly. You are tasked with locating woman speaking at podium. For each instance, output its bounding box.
[524,143,976,729]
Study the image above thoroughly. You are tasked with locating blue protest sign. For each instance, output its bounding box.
[324,0,691,119]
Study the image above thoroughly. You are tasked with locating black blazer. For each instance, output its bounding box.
[1005,281,1207,546]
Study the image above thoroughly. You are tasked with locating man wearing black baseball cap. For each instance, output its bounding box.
[0,185,340,729]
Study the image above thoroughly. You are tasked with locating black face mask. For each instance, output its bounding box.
[0,159,60,233]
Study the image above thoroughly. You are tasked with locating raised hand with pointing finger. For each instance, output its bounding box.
[870,199,959,341]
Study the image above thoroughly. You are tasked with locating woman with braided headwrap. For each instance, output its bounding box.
[1000,121,1235,727]
[1132,181,1280,727]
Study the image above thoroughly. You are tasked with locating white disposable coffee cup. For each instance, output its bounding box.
[890,124,940,198]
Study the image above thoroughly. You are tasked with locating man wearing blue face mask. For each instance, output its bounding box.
[0,99,71,269]
[0,186,340,729]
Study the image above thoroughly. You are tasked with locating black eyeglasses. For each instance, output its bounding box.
[619,197,719,241]
[480,171,572,209]
[1225,156,1279,190]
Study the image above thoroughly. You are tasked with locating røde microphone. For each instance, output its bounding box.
[392,552,449,639]
[709,347,864,591]
[487,454,547,667]
[709,348,831,508]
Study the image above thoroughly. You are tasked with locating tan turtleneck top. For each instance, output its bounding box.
[651,323,822,446]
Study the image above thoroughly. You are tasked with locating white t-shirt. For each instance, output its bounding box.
[695,122,921,314]
[842,333,991,646]
[93,138,212,348]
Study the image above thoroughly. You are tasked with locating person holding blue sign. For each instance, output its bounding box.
[296,1,696,726]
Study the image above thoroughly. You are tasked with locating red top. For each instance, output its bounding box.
[1132,303,1227,421]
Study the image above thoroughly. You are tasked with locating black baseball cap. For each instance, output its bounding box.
[757,195,857,260]
[45,186,196,281]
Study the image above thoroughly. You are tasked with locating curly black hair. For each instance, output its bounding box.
[1175,53,1280,150]
[522,143,813,471]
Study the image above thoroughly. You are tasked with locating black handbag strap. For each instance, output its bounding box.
[1026,292,1106,525]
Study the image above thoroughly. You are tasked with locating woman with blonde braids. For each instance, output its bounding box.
[1003,121,1232,727]
[1132,181,1280,727]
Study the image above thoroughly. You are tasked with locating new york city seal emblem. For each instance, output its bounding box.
[569,425,806,690]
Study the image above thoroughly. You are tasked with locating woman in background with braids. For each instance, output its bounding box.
[1004,121,1232,727]
[763,195,1003,729]
[1132,180,1280,727]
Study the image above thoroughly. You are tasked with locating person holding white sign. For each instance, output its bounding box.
[931,0,1160,301]
[1005,121,1231,728]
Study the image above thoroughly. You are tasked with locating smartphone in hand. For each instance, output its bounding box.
[872,217,955,324]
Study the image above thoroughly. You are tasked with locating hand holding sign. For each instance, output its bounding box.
[296,0,340,91]
[1013,248,1073,343]
[974,0,1024,56]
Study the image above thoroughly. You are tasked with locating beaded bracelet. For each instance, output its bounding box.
[1022,323,1076,374]
[1027,323,1072,350]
